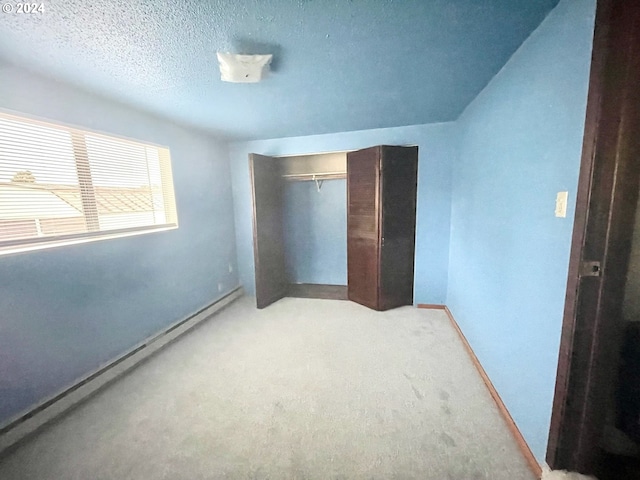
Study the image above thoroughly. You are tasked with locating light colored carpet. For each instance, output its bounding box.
[0,296,536,479]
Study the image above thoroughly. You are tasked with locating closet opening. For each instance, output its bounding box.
[250,150,348,308]
[281,151,349,301]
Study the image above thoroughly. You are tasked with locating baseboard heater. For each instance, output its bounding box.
[0,286,244,455]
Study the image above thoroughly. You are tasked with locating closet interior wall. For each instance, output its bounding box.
[250,151,348,308]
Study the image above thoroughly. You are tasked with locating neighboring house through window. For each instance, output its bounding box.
[0,110,178,254]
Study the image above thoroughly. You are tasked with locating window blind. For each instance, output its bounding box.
[0,110,178,254]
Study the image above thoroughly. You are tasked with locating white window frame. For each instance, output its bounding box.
[0,109,178,256]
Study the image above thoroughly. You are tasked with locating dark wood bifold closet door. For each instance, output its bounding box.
[347,145,418,311]
[249,153,287,309]
[347,147,381,308]
[379,146,418,310]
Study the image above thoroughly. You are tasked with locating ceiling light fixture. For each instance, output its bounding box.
[216,53,273,83]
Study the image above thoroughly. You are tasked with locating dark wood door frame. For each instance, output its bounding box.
[547,0,640,473]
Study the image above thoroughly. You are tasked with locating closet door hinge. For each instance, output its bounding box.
[580,260,602,277]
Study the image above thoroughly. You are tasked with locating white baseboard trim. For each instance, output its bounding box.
[0,286,243,454]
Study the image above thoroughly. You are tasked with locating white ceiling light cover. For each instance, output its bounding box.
[217,53,273,83]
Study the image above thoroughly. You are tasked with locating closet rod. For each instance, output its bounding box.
[281,172,346,181]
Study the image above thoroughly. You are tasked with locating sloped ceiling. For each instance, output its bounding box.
[0,0,559,140]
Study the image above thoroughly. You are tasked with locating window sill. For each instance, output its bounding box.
[0,224,178,257]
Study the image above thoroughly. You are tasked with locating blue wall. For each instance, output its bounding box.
[229,123,456,305]
[283,179,347,285]
[0,63,239,425]
[447,0,596,461]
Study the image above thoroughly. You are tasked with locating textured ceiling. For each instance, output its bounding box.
[0,0,559,141]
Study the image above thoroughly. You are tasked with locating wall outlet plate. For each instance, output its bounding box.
[555,191,568,218]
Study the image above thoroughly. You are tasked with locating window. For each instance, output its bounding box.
[0,110,178,255]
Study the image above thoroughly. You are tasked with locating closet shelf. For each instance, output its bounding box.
[282,172,346,181]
